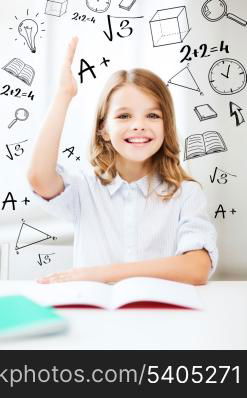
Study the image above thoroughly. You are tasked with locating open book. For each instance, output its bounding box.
[0,277,202,310]
[2,58,35,86]
[184,131,227,160]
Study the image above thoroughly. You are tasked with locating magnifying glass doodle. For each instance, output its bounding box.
[8,108,29,129]
[202,0,247,26]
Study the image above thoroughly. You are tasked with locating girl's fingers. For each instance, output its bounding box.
[65,36,79,65]
[37,270,74,284]
[38,273,66,284]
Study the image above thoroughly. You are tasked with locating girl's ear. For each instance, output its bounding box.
[102,134,110,142]
[100,126,110,142]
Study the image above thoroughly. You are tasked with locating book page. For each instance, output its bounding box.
[203,131,226,153]
[19,64,35,85]
[0,281,112,309]
[185,134,205,159]
[111,277,202,310]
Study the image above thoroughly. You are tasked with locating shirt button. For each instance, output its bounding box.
[123,189,128,198]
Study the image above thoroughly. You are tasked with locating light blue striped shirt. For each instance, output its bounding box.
[29,164,218,279]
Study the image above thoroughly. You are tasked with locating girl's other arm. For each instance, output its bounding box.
[98,249,212,285]
[27,37,79,200]
[37,249,211,285]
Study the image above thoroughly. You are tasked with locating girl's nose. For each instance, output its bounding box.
[131,121,145,131]
[132,126,145,131]
[130,116,146,131]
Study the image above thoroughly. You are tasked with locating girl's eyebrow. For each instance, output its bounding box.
[113,107,162,112]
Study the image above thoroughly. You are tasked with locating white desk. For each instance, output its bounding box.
[0,281,246,350]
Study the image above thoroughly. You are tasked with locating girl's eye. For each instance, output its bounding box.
[117,113,130,119]
[147,113,160,119]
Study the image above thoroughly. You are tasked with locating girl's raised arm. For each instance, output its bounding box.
[27,36,79,199]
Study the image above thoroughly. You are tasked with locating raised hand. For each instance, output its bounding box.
[58,36,79,98]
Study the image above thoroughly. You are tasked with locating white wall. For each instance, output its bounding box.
[0,0,246,279]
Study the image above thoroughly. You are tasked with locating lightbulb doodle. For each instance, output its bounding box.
[9,9,46,53]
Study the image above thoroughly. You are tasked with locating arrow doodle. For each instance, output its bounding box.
[229,102,245,127]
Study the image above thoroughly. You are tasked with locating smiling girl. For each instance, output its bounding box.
[27,37,218,285]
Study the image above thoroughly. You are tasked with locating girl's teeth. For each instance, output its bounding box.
[126,139,150,143]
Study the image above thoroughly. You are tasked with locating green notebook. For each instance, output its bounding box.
[0,295,68,339]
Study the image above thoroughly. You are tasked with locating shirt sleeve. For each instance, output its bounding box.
[175,181,219,279]
[27,164,81,224]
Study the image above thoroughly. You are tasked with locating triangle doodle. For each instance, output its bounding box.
[168,66,200,92]
[15,220,57,253]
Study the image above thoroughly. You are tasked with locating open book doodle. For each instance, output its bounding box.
[2,58,35,86]
[184,131,227,160]
[0,277,203,310]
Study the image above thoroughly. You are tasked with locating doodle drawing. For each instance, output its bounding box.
[184,131,227,160]
[18,19,38,53]
[119,0,136,11]
[210,166,237,184]
[86,0,111,13]
[229,102,245,127]
[9,10,45,52]
[45,0,68,17]
[8,108,29,129]
[201,0,247,26]
[2,58,35,86]
[15,220,57,254]
[168,66,201,93]
[149,6,191,47]
[208,58,247,95]
[194,104,218,121]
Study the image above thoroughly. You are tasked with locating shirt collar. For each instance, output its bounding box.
[106,171,167,198]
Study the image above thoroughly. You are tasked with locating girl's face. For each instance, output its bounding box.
[102,84,165,169]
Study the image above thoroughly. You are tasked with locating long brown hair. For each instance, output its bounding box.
[89,68,199,201]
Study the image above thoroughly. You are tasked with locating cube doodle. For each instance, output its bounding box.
[45,0,68,17]
[149,6,190,47]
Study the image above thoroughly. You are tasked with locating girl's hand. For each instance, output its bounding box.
[58,36,79,98]
[37,266,104,284]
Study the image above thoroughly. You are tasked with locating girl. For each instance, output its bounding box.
[27,37,218,285]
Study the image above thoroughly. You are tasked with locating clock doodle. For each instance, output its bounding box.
[86,0,111,13]
[208,58,247,95]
